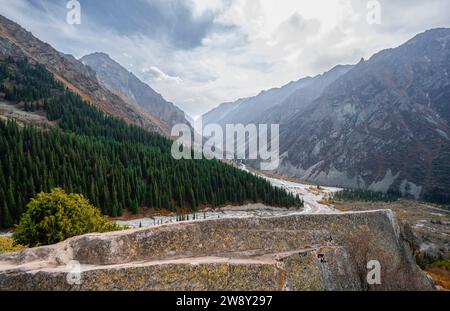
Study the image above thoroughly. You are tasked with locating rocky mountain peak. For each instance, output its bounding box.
[278,28,450,201]
[81,52,188,131]
[0,14,166,135]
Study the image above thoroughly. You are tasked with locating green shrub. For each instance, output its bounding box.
[415,252,450,270]
[13,188,122,247]
[0,237,26,254]
[431,259,450,271]
[416,252,441,269]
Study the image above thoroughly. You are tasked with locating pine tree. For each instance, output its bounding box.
[1,199,13,228]
[129,200,139,215]
[188,188,197,210]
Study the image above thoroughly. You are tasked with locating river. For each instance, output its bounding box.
[117,165,342,229]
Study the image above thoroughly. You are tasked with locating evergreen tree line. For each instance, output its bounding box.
[0,119,302,228]
[0,57,62,102]
[0,58,303,228]
[333,188,401,203]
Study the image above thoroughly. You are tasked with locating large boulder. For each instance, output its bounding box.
[0,210,434,291]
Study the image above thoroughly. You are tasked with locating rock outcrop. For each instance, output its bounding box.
[0,210,434,291]
[81,53,189,132]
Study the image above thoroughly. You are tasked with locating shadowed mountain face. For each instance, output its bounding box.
[81,53,189,131]
[203,64,353,127]
[0,14,166,135]
[204,28,450,202]
[279,28,450,201]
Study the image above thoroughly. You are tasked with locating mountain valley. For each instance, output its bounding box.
[0,7,448,293]
[204,29,450,205]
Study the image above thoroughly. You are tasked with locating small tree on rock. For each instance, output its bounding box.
[13,188,122,247]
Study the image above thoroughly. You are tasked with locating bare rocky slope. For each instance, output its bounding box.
[0,210,434,291]
[0,14,167,135]
[203,28,450,203]
[203,65,353,127]
[279,29,450,202]
[81,52,189,130]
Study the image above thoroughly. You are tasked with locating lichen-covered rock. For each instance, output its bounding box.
[0,210,435,291]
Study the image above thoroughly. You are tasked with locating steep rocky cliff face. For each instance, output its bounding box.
[0,14,166,135]
[279,29,450,202]
[203,28,450,202]
[81,52,188,131]
[0,210,434,291]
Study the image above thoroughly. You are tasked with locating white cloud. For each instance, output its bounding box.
[143,66,182,84]
[191,0,227,17]
[0,0,450,117]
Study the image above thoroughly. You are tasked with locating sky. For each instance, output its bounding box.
[1,0,450,117]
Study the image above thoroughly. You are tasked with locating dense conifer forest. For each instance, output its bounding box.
[0,57,303,228]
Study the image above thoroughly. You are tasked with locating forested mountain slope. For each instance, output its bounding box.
[0,14,167,135]
[0,57,302,229]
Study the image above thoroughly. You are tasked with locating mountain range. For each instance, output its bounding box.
[203,28,450,203]
[81,52,189,131]
[203,64,353,127]
[1,11,449,204]
[0,14,189,136]
[0,14,301,227]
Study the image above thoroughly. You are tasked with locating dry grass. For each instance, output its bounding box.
[0,237,26,254]
[307,187,324,196]
[426,268,450,291]
[318,199,333,207]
